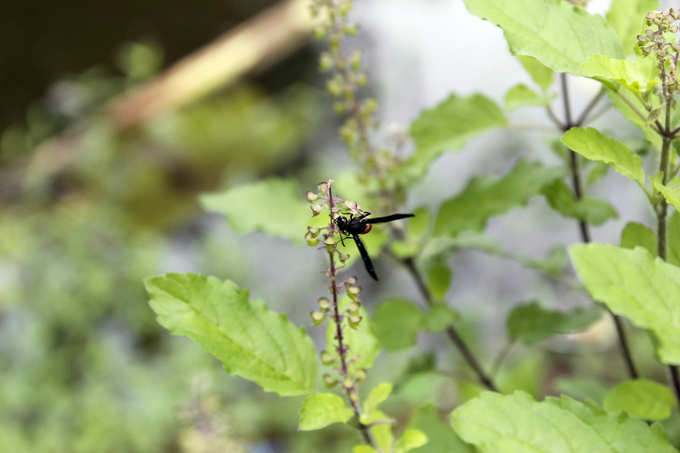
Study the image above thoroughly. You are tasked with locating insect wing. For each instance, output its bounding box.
[364,213,415,224]
[352,233,378,281]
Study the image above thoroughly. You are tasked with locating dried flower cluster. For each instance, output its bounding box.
[310,0,405,211]
[638,9,680,99]
[306,179,368,404]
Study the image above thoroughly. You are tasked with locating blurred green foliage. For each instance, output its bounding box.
[0,40,327,452]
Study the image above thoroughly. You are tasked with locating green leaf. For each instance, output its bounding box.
[145,273,317,396]
[200,178,309,244]
[506,301,602,344]
[521,246,569,277]
[653,176,680,212]
[391,207,432,259]
[363,383,393,418]
[669,212,680,267]
[374,299,424,352]
[393,372,453,406]
[517,55,554,91]
[402,93,507,184]
[587,162,610,186]
[604,379,675,421]
[504,84,550,110]
[555,377,609,405]
[451,391,679,453]
[542,179,618,226]
[497,353,544,398]
[408,206,431,240]
[326,296,380,372]
[370,410,394,452]
[621,222,657,256]
[395,429,428,453]
[424,256,452,301]
[420,234,567,278]
[580,55,658,93]
[434,160,563,237]
[458,380,486,403]
[334,171,376,207]
[561,127,645,186]
[464,0,623,74]
[298,393,354,431]
[407,406,474,453]
[570,244,680,364]
[607,0,659,55]
[422,303,461,332]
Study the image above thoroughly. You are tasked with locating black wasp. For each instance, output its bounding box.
[335,211,414,281]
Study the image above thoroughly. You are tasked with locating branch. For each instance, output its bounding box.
[655,97,680,405]
[401,257,498,392]
[559,74,640,380]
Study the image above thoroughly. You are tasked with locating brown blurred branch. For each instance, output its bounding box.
[24,0,314,182]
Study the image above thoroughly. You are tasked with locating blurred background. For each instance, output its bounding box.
[0,0,676,452]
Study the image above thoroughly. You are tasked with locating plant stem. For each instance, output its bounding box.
[546,105,565,130]
[567,148,591,243]
[656,98,680,406]
[559,73,640,379]
[670,124,680,138]
[560,74,574,127]
[327,186,377,448]
[402,257,498,391]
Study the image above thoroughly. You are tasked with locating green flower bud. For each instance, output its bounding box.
[348,314,362,329]
[347,285,361,297]
[349,51,361,70]
[306,191,319,202]
[361,98,378,115]
[323,373,337,388]
[349,389,360,403]
[344,24,357,36]
[317,297,331,312]
[311,311,325,325]
[347,301,360,314]
[339,0,352,16]
[321,350,334,366]
[329,34,340,50]
[343,376,354,389]
[355,368,367,382]
[327,77,343,97]
[344,200,358,211]
[305,232,319,246]
[344,276,358,287]
[319,52,334,72]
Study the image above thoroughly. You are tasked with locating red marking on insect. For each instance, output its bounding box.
[362,224,372,234]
